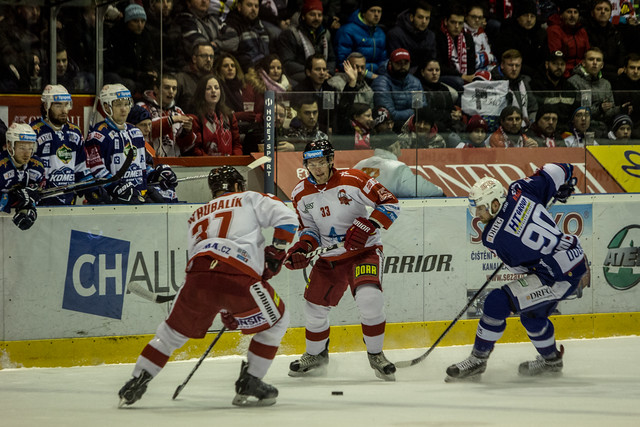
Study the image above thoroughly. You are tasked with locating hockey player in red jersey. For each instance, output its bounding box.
[118,166,298,407]
[284,139,400,381]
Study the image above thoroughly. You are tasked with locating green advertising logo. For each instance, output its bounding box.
[603,225,640,290]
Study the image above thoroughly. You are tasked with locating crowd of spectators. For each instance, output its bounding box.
[2,0,640,157]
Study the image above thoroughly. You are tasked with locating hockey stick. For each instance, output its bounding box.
[303,242,344,283]
[395,263,504,368]
[38,149,135,198]
[127,281,176,303]
[172,327,227,400]
[149,156,273,184]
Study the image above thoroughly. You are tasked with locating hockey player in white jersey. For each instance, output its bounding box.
[284,139,400,381]
[446,163,590,382]
[354,132,444,198]
[119,166,298,407]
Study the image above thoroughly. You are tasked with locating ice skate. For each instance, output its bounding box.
[118,370,153,407]
[445,354,488,382]
[232,361,278,407]
[368,351,396,381]
[518,345,564,377]
[288,347,329,377]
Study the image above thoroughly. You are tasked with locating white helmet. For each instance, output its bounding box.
[41,84,72,112]
[468,177,506,218]
[6,123,37,159]
[100,84,132,117]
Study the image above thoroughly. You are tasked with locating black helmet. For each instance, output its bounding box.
[208,166,246,195]
[303,139,334,166]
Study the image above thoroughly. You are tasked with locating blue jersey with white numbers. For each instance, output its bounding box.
[31,119,93,205]
[481,163,585,286]
[0,151,45,213]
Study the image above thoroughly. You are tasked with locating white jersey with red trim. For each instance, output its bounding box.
[187,190,298,278]
[291,168,400,260]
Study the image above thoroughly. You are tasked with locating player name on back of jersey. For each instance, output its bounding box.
[188,196,243,224]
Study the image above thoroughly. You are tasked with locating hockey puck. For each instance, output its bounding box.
[331,391,343,396]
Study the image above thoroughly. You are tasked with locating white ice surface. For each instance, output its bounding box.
[2,336,640,427]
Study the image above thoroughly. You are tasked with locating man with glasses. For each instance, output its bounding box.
[176,42,215,113]
[463,3,495,72]
[284,139,400,381]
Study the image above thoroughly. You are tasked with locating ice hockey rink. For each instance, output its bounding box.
[2,336,639,427]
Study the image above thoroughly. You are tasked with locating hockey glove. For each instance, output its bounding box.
[10,186,39,210]
[220,311,238,330]
[284,241,312,270]
[262,245,287,280]
[110,181,143,204]
[79,186,110,204]
[148,164,178,190]
[554,177,577,204]
[344,217,377,251]
[13,208,37,230]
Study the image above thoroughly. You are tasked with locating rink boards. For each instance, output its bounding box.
[1,195,639,368]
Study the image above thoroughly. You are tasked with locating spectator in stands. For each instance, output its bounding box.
[55,43,92,93]
[562,106,597,147]
[145,0,180,70]
[127,105,155,160]
[530,50,577,133]
[487,105,538,148]
[284,97,328,149]
[456,114,488,148]
[218,0,270,71]
[214,52,264,132]
[272,101,295,152]
[373,107,395,134]
[492,0,548,79]
[292,53,332,93]
[372,49,424,129]
[547,1,590,78]
[464,2,496,72]
[104,3,158,93]
[613,53,640,138]
[525,104,563,147]
[186,74,243,156]
[354,132,444,198]
[334,0,387,77]
[176,42,215,113]
[173,0,221,66]
[415,58,464,137]
[276,0,335,86]
[584,0,626,82]
[567,47,618,137]
[490,49,538,127]
[328,52,374,109]
[60,6,96,78]
[258,53,293,93]
[386,1,437,74]
[138,74,195,157]
[400,106,447,149]
[435,3,476,91]
[605,113,634,144]
[258,0,294,42]
[335,102,374,150]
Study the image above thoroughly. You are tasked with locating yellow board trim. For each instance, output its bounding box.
[2,312,640,369]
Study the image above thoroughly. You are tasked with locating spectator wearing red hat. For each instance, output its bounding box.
[456,115,488,148]
[276,0,335,86]
[371,48,424,127]
[334,0,387,77]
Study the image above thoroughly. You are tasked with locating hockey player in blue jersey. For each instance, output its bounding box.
[31,84,106,205]
[85,84,178,204]
[446,163,589,381]
[0,123,45,230]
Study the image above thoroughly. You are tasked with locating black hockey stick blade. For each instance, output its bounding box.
[127,281,176,303]
[172,327,227,400]
[39,148,135,198]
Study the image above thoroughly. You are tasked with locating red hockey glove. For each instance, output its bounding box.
[220,311,238,330]
[284,240,312,270]
[344,217,376,251]
[262,245,286,280]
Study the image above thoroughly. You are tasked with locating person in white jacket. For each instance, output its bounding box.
[354,132,444,198]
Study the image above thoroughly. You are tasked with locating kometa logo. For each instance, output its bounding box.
[603,225,640,291]
[62,230,130,318]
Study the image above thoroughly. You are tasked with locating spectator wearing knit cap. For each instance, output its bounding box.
[275,0,335,86]
[546,0,590,78]
[456,115,488,148]
[334,0,387,76]
[127,104,155,162]
[562,106,597,147]
[606,114,634,144]
[354,132,444,198]
[525,104,563,147]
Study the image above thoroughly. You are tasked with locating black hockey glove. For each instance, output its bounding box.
[10,186,40,209]
[110,181,143,204]
[13,207,37,230]
[79,186,110,204]
[554,177,577,204]
[148,164,178,190]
